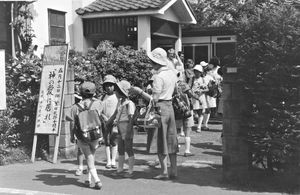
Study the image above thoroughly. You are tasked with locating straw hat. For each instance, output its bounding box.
[116,80,131,97]
[147,48,168,66]
[193,64,204,72]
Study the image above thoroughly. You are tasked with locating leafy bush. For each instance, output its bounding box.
[236,3,300,171]
[69,40,153,96]
[0,146,30,166]
[0,110,19,148]
[3,55,42,148]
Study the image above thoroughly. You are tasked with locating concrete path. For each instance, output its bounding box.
[0,122,290,195]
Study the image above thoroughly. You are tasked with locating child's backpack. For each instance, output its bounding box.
[172,83,192,120]
[207,80,222,98]
[172,93,192,120]
[75,100,103,142]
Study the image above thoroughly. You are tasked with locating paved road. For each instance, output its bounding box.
[0,123,289,195]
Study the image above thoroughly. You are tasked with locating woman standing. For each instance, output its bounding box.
[147,47,178,180]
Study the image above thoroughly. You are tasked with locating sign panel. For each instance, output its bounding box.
[35,45,69,134]
[226,67,238,74]
[0,50,6,110]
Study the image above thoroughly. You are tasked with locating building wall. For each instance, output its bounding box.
[30,0,94,56]
[182,35,236,64]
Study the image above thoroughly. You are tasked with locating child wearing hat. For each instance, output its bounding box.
[69,81,103,190]
[100,75,119,169]
[111,80,136,178]
[191,65,209,133]
[73,77,86,176]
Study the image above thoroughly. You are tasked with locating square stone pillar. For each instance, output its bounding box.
[222,68,249,181]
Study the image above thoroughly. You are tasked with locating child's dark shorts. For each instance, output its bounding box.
[103,127,118,147]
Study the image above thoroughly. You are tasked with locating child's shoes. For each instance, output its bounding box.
[94,181,102,190]
[75,168,83,176]
[84,180,91,187]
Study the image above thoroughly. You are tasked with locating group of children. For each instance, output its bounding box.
[69,52,223,190]
[165,49,223,157]
[70,75,136,190]
[186,57,223,133]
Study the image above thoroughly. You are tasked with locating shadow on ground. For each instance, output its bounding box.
[36,130,299,194]
[34,164,299,194]
[33,169,82,187]
[191,142,222,151]
[173,164,299,194]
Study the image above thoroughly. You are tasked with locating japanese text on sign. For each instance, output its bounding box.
[35,45,68,134]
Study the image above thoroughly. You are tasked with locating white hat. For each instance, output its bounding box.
[193,64,203,72]
[147,48,168,66]
[200,61,208,67]
[116,80,131,97]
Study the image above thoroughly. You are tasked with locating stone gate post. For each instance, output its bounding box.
[222,66,249,180]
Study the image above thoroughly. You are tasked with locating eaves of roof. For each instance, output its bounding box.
[76,0,170,16]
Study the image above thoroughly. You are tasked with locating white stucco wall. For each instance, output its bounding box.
[31,0,94,56]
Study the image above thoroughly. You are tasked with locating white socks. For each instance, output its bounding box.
[89,168,100,183]
[105,146,111,166]
[111,146,117,166]
[203,113,210,127]
[185,137,191,153]
[198,115,204,129]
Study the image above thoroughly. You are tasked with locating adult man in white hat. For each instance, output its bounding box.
[147,47,178,180]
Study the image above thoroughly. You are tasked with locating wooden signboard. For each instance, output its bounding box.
[31,44,69,163]
[0,50,6,110]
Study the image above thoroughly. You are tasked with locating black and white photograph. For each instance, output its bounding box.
[0,0,299,194]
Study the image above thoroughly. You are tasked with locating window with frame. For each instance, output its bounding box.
[48,9,66,45]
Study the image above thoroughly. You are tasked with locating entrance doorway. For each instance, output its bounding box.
[183,44,211,64]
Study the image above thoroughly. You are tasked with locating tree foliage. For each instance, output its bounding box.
[190,0,300,171]
[69,41,153,96]
[189,0,297,27]
[235,2,300,171]
[12,2,35,54]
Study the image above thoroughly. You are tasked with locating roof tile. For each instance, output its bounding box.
[76,0,170,15]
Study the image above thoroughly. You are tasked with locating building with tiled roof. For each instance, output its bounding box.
[0,0,198,57]
[76,0,196,23]
[74,0,196,53]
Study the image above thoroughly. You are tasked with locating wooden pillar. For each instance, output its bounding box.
[49,66,76,158]
[137,15,151,52]
[222,66,249,180]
